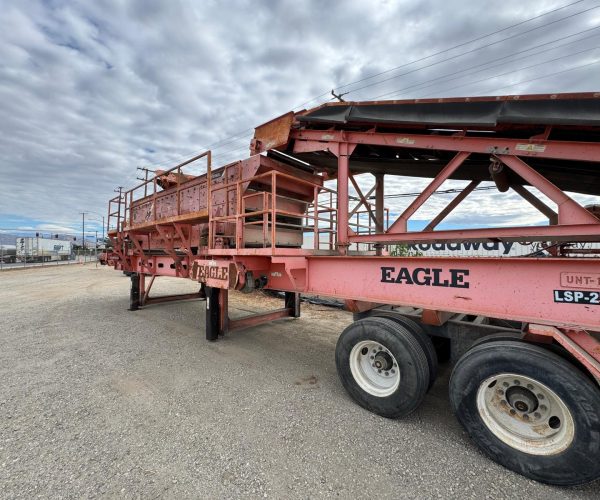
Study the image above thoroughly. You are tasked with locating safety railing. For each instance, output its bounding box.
[107,152,211,233]
[208,169,337,250]
[350,207,390,252]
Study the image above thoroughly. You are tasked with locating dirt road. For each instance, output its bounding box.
[0,265,597,498]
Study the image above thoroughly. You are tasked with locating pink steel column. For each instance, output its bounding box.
[337,143,351,254]
[375,174,384,256]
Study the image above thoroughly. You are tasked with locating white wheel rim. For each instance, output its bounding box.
[476,373,575,456]
[349,340,400,397]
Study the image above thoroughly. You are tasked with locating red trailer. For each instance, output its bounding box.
[106,92,600,486]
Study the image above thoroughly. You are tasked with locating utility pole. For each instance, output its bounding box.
[331,89,349,102]
[80,212,88,262]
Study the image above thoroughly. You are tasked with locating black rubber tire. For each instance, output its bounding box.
[335,317,430,419]
[449,340,600,486]
[366,311,438,391]
[469,331,524,350]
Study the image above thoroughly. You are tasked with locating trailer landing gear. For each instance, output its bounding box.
[204,287,301,341]
[449,340,600,486]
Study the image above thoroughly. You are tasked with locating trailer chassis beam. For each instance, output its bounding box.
[291,128,600,163]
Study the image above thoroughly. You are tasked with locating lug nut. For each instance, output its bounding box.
[502,382,509,387]
[385,372,389,376]
[540,405,547,411]
[534,412,541,419]
[537,393,545,400]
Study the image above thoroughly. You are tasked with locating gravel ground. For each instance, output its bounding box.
[0,265,598,499]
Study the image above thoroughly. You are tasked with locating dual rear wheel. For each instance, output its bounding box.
[336,317,433,418]
[335,318,600,486]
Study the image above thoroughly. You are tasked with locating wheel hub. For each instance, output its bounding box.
[373,352,393,371]
[348,340,400,397]
[506,386,538,413]
[476,373,574,456]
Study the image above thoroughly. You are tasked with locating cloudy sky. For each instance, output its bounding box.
[1,0,599,238]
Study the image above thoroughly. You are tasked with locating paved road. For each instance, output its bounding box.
[0,265,597,498]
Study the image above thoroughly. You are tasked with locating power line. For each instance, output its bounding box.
[117,2,596,188]
[341,3,600,99]
[472,58,600,95]
[415,50,600,98]
[147,129,254,169]
[292,0,588,109]
[369,27,600,100]
[128,2,595,180]
[380,186,497,200]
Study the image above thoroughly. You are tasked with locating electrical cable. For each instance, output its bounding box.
[293,0,588,109]
[123,2,596,188]
[369,27,600,100]
[416,51,600,98]
[340,4,600,100]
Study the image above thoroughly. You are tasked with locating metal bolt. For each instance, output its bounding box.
[378,347,382,351]
[527,384,534,390]
[500,400,508,406]
[523,414,529,421]
[496,389,504,395]
[391,369,395,374]
[513,380,521,385]
[502,382,509,387]
[540,404,547,411]
[385,372,389,376]
[537,393,545,400]
[378,369,382,374]
[534,412,541,419]
[509,409,516,415]
[370,356,374,360]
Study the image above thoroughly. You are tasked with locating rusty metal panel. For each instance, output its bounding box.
[251,112,294,154]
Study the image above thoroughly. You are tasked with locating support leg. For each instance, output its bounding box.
[285,292,301,318]
[129,273,140,311]
[205,286,221,341]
